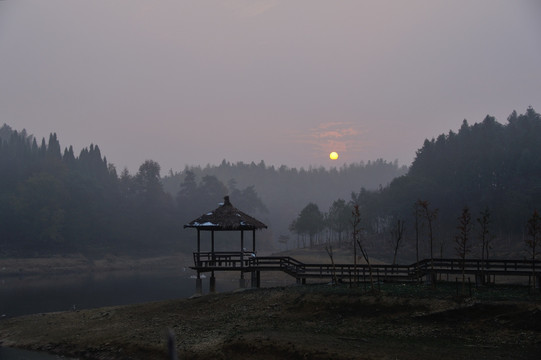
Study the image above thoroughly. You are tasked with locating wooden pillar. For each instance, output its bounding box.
[210,230,216,293]
[241,230,244,254]
[196,272,202,295]
[239,230,245,288]
[210,272,216,293]
[195,229,202,295]
[252,229,256,252]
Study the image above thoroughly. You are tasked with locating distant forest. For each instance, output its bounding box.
[1,107,540,260]
[289,107,541,262]
[162,158,407,242]
[0,124,404,257]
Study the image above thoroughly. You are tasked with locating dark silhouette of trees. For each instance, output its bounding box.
[327,199,351,247]
[293,203,325,248]
[352,204,374,291]
[526,210,541,290]
[455,207,472,294]
[390,219,405,266]
[5,106,541,259]
[413,201,424,265]
[476,207,493,284]
[0,127,185,257]
[477,208,493,261]
[284,108,541,262]
[163,159,407,240]
[337,107,541,260]
[417,200,438,270]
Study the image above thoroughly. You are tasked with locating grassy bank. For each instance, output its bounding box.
[1,283,540,360]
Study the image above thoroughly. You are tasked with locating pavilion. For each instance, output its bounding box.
[184,196,267,294]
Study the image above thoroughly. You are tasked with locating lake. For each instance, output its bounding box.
[0,269,234,359]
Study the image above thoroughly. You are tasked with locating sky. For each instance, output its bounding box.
[1,0,540,174]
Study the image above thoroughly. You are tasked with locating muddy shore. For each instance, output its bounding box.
[1,284,540,360]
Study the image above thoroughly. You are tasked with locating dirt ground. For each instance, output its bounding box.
[1,283,540,360]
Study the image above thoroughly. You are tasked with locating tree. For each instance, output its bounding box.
[295,203,324,248]
[477,207,493,283]
[477,208,492,260]
[135,160,162,197]
[12,172,68,253]
[390,219,405,266]
[327,199,351,247]
[230,184,267,214]
[413,201,424,266]
[198,175,229,211]
[455,206,472,295]
[526,210,541,290]
[352,204,374,291]
[288,219,303,248]
[325,242,338,286]
[417,200,438,272]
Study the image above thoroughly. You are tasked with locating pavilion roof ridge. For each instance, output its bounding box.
[184,196,267,231]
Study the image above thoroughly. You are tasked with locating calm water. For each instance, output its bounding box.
[0,269,233,359]
[0,347,71,360]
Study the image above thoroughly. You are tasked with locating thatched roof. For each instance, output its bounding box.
[184,196,267,231]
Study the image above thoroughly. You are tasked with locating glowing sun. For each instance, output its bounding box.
[329,151,339,160]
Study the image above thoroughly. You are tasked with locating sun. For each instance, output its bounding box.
[329,151,339,160]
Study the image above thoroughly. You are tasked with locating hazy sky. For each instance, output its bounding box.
[1,1,540,174]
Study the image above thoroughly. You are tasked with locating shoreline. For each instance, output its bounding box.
[0,253,192,278]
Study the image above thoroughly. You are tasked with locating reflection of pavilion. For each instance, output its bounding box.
[184,196,267,294]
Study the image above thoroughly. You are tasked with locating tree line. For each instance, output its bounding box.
[0,123,406,257]
[5,107,538,261]
[289,108,541,265]
[162,158,407,239]
[0,125,267,257]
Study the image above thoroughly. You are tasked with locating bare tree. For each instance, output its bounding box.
[477,208,492,261]
[351,204,361,286]
[352,204,375,292]
[325,242,338,286]
[413,201,424,266]
[455,206,472,295]
[476,207,493,284]
[417,200,438,279]
[390,219,405,266]
[526,210,541,290]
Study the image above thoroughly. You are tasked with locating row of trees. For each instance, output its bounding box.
[3,107,539,260]
[289,200,350,249]
[162,158,407,238]
[289,108,541,265]
[291,194,540,289]
[0,124,268,257]
[0,122,406,257]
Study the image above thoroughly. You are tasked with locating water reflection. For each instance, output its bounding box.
[0,270,236,359]
[0,270,230,317]
[0,347,76,360]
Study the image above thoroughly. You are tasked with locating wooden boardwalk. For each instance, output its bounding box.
[192,251,541,285]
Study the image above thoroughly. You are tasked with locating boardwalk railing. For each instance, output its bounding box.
[192,252,541,283]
